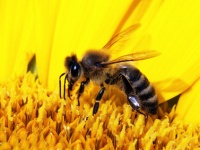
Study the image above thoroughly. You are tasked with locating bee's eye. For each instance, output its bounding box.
[71,63,80,77]
[95,62,101,67]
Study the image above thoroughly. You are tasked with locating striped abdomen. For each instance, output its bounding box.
[121,66,158,114]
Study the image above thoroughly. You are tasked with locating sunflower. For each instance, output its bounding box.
[1,0,200,149]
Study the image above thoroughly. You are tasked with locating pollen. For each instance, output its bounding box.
[0,73,200,149]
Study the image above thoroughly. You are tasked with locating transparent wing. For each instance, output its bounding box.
[101,50,160,65]
[102,24,141,50]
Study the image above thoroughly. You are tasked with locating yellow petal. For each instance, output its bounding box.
[174,78,200,124]
[0,1,35,82]
[135,1,200,103]
[34,1,161,89]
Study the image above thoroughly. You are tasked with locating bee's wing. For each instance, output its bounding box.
[101,50,160,65]
[103,24,141,50]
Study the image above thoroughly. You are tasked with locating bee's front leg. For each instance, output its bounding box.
[77,78,90,106]
[93,84,105,115]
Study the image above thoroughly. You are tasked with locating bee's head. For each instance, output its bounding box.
[65,55,81,89]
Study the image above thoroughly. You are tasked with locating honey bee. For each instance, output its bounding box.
[59,24,159,116]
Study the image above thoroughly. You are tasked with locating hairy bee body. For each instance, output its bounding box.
[80,50,158,114]
[115,65,158,114]
[80,50,110,84]
[60,24,159,116]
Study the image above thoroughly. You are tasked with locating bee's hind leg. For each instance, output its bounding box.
[121,75,147,118]
[128,95,147,118]
[77,78,90,106]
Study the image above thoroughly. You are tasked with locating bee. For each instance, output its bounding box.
[59,24,159,116]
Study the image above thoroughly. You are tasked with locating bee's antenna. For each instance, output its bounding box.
[64,74,68,100]
[59,73,66,98]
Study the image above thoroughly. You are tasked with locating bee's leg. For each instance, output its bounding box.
[121,75,147,118]
[59,73,66,99]
[77,78,90,106]
[93,84,105,115]
[105,71,147,118]
[127,95,147,118]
